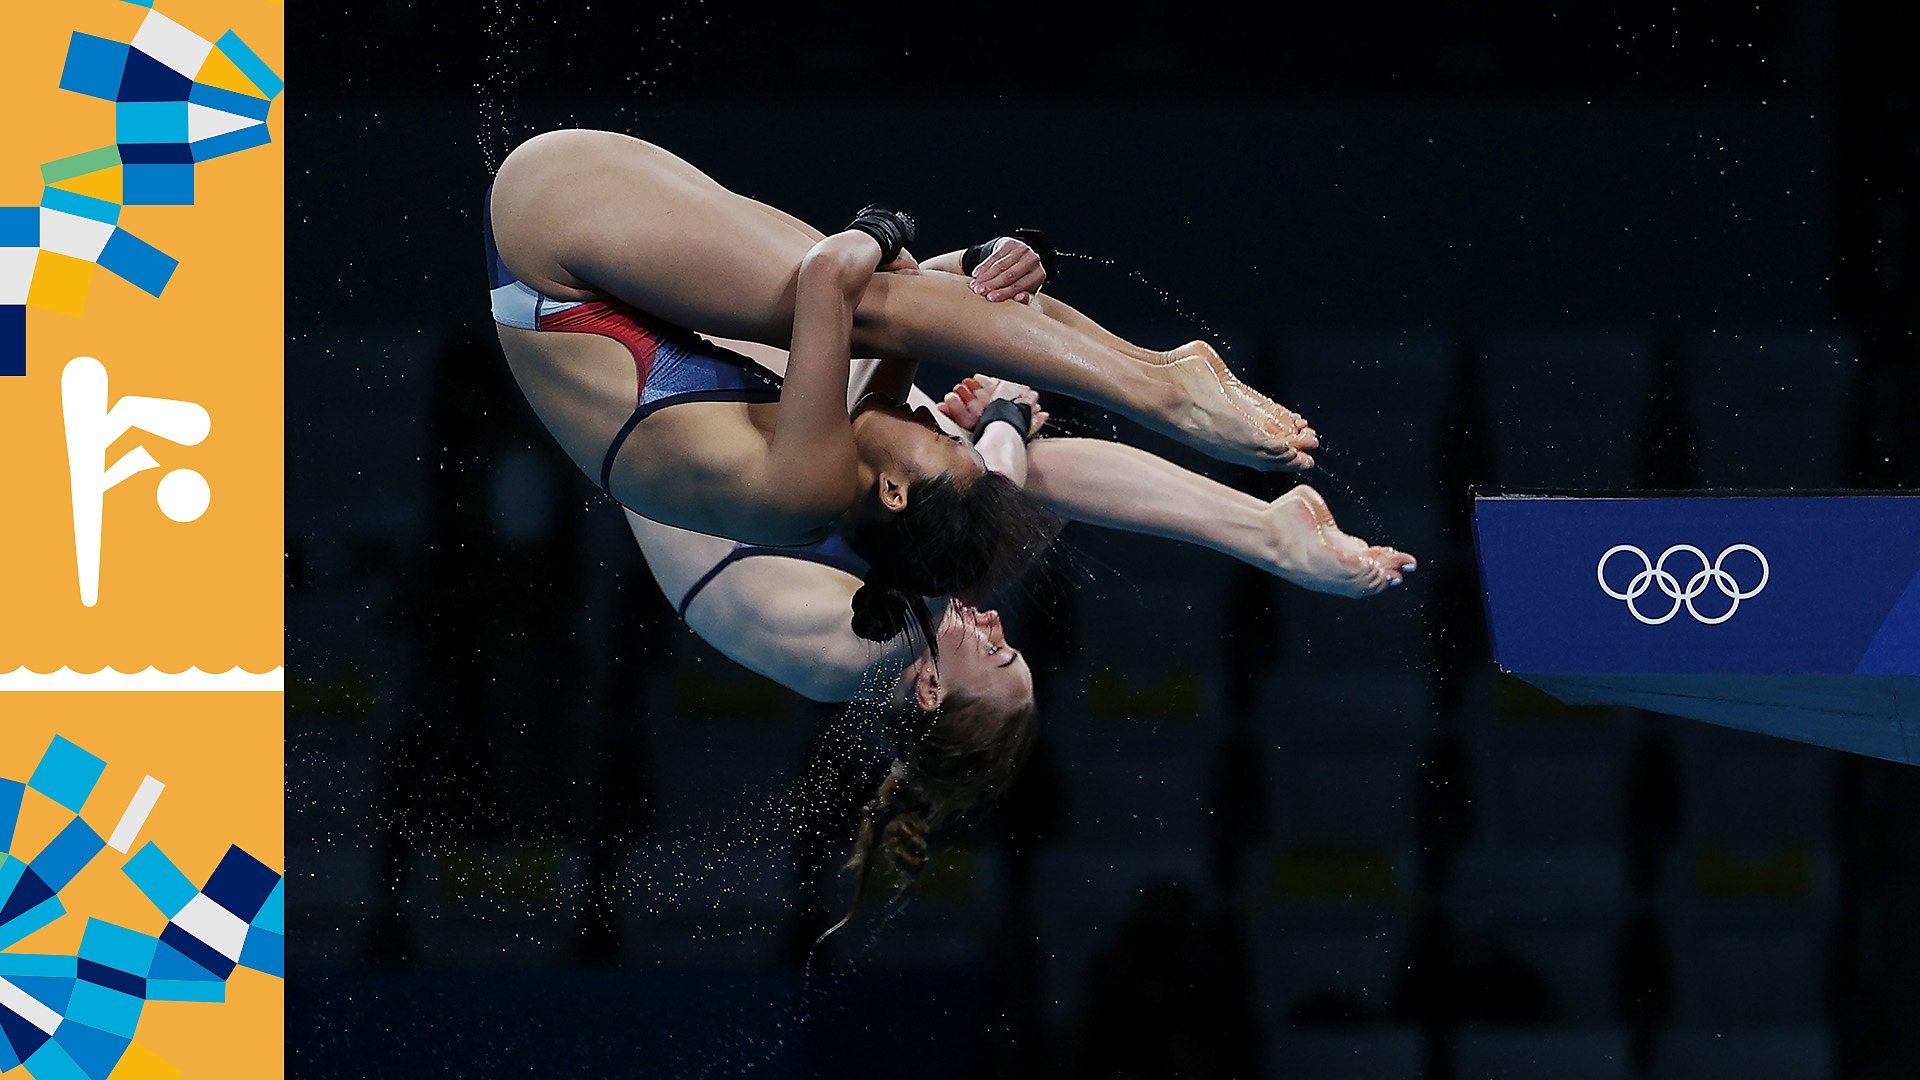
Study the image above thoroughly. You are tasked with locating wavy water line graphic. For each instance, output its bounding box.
[0,666,283,691]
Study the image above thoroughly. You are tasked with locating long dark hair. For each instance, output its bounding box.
[819,689,1039,941]
[845,469,1057,641]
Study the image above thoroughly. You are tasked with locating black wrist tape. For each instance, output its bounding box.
[846,205,916,268]
[977,398,1033,444]
[1007,229,1056,275]
[961,238,1000,275]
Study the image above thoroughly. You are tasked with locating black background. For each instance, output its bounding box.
[289,3,1919,1077]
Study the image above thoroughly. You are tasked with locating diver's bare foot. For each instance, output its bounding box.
[1174,341,1318,461]
[1161,341,1319,471]
[1261,485,1417,598]
[1173,341,1315,437]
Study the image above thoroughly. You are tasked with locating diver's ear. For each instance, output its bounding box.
[912,659,945,712]
[876,470,911,514]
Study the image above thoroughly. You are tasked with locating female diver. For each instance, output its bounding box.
[628,342,1415,889]
[487,131,1321,623]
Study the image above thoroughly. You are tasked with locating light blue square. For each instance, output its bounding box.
[40,188,120,225]
[64,981,144,1039]
[0,897,65,951]
[79,919,159,975]
[0,856,23,903]
[114,102,189,144]
[147,978,225,1002]
[0,953,77,978]
[253,878,284,934]
[28,736,105,813]
[216,32,282,99]
[122,842,197,918]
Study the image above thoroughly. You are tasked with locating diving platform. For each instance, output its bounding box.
[1473,492,1919,764]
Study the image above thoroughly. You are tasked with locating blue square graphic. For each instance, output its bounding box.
[122,164,193,206]
[28,736,106,813]
[122,843,197,918]
[114,102,190,144]
[0,207,38,247]
[97,230,175,297]
[202,846,280,922]
[29,817,105,894]
[0,306,24,378]
[58,34,130,101]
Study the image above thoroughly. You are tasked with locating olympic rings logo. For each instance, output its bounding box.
[1596,544,1770,625]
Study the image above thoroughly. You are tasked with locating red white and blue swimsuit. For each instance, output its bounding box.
[483,189,783,494]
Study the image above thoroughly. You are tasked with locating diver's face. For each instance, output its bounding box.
[853,397,984,502]
[932,601,1033,711]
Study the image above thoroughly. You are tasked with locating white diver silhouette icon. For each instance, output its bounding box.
[62,356,211,607]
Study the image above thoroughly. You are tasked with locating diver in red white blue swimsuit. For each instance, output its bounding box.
[484,130,1320,627]
[485,191,782,495]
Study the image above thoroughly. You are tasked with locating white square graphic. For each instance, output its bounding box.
[0,976,60,1035]
[188,102,262,142]
[173,892,250,962]
[132,9,215,79]
[0,247,38,305]
[39,209,113,262]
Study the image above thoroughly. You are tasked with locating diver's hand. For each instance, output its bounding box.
[940,375,1048,437]
[968,237,1047,303]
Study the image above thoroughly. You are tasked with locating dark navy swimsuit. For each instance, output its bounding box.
[675,533,873,620]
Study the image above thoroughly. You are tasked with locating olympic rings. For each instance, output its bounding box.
[1596,544,1769,625]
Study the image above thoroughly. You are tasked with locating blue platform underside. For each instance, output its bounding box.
[1518,673,1920,764]
[1476,493,1920,763]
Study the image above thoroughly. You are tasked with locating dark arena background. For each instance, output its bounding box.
[287,3,1919,1077]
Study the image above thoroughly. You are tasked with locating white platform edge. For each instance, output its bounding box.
[0,666,284,692]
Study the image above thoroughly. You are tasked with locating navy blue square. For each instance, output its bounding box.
[0,865,53,925]
[77,957,147,999]
[0,1004,50,1063]
[116,50,192,102]
[0,306,23,379]
[201,846,280,922]
[117,142,194,164]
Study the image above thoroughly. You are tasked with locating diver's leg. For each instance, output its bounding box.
[847,270,1313,470]
[1018,290,1315,435]
[1024,437,1415,598]
[496,132,1312,469]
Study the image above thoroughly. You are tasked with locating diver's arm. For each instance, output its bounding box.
[921,236,1048,302]
[973,418,1030,486]
[1023,437,1280,571]
[739,232,876,542]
